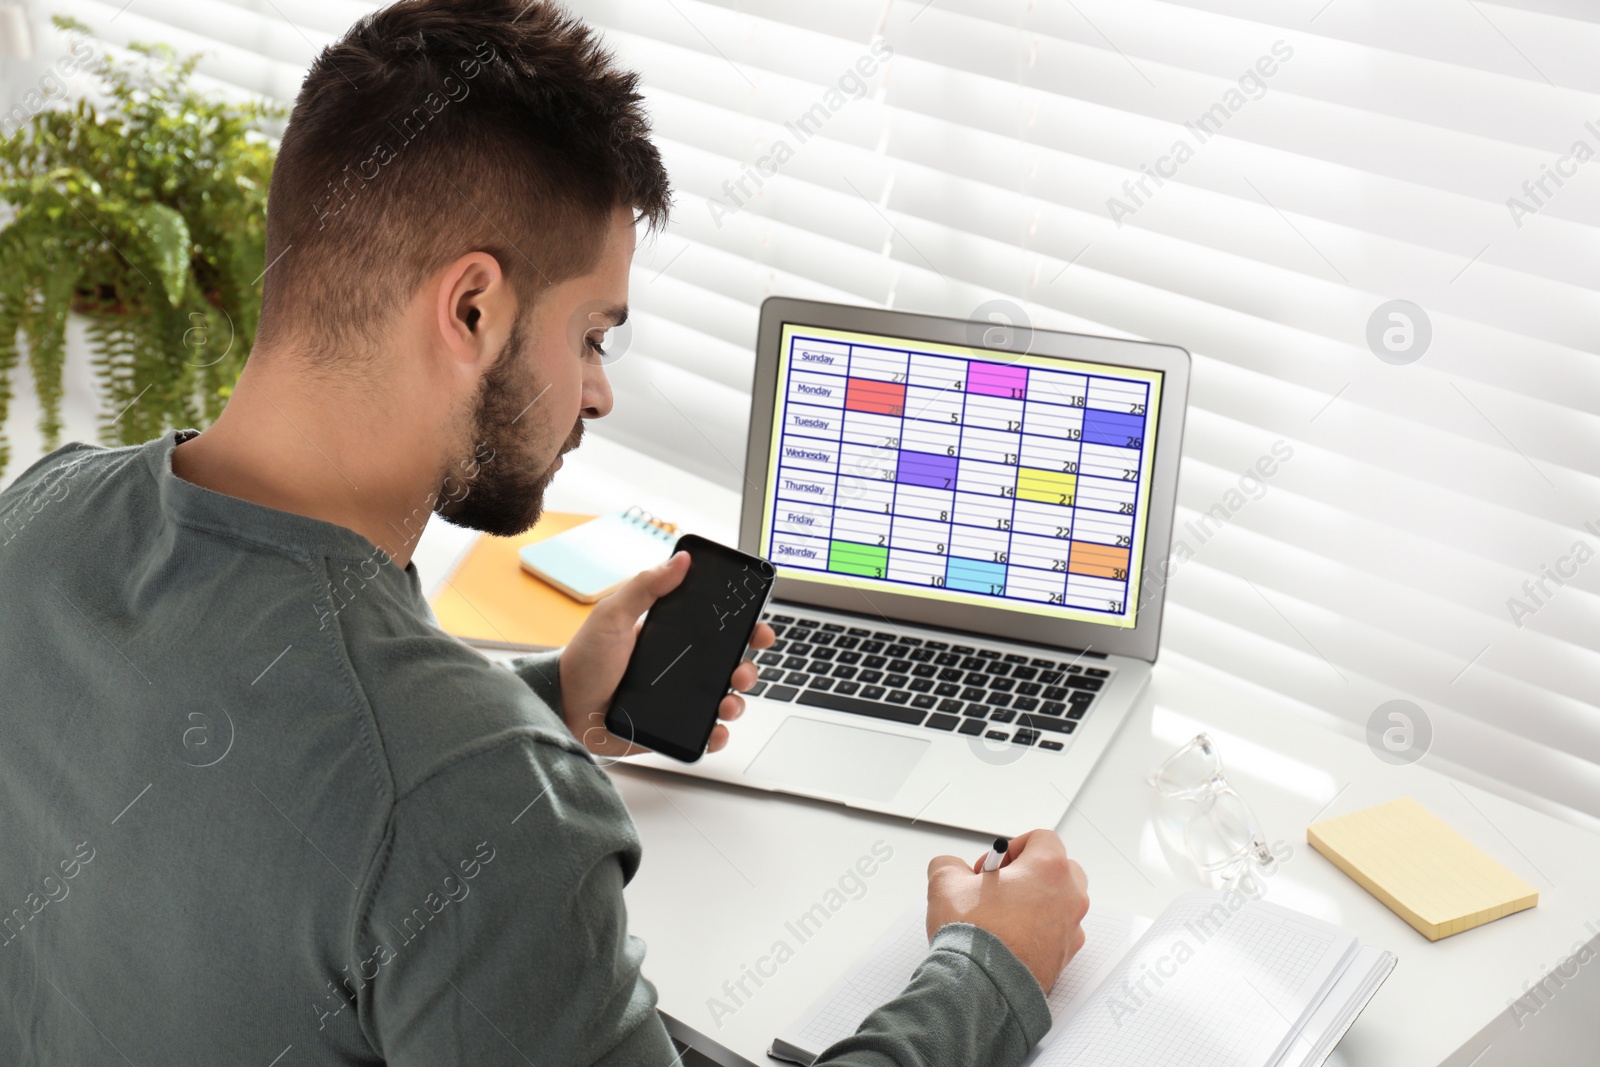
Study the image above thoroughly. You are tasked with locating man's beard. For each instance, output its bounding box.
[434,314,582,537]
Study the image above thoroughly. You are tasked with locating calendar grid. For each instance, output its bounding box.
[766,329,1161,628]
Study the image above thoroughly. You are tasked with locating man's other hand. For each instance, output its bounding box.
[558,550,775,758]
[925,830,1090,994]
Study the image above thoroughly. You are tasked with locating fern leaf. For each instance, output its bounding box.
[129,202,191,309]
[0,292,22,476]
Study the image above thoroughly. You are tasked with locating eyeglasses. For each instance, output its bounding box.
[1148,733,1275,880]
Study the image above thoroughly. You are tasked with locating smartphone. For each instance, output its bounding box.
[604,535,776,763]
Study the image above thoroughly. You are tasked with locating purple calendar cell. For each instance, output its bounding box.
[1082,407,1145,448]
[895,450,958,489]
[966,362,1028,399]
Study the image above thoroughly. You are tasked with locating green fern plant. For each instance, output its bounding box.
[0,16,284,474]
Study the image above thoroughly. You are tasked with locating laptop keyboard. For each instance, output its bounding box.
[746,612,1109,753]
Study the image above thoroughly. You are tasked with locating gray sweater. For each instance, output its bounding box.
[0,430,1051,1065]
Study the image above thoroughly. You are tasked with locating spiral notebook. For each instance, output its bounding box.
[518,505,679,603]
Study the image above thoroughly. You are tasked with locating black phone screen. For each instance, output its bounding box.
[604,535,775,763]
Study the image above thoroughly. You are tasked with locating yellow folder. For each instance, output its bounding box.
[428,511,599,651]
[1308,796,1538,941]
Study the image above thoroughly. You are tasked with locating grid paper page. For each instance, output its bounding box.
[1036,893,1355,1067]
[794,909,926,1051]
[785,905,1144,1056]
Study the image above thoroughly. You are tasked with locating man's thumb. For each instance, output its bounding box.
[600,550,689,622]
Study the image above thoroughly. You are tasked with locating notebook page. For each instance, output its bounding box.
[520,511,672,596]
[780,905,1146,1058]
[1271,945,1395,1067]
[580,513,675,572]
[1022,911,1154,1064]
[1036,892,1356,1067]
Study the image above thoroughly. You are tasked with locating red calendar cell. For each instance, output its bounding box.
[844,377,907,417]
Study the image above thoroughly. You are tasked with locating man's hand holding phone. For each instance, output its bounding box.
[558,550,775,758]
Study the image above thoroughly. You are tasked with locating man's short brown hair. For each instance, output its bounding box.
[257,0,670,353]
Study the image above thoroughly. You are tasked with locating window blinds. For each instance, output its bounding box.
[49,0,1600,824]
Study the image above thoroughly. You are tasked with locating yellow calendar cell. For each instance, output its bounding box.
[1016,468,1077,506]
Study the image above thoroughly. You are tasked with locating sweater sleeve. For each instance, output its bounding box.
[812,923,1053,1067]
[356,734,678,1066]
[504,648,565,715]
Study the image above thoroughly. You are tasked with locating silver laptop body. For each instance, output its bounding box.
[619,297,1191,836]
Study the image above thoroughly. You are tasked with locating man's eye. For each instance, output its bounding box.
[586,335,607,358]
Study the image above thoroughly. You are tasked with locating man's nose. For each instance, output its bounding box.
[583,365,613,420]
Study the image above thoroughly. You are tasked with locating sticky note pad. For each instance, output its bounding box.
[1308,796,1538,941]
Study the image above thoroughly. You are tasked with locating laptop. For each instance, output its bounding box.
[620,297,1190,836]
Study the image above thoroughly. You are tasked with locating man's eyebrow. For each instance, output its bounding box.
[595,305,627,328]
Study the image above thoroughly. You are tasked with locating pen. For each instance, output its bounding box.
[981,836,1009,873]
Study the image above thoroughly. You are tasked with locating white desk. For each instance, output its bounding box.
[416,433,1600,1067]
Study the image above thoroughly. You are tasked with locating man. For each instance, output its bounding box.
[0,1,1089,1063]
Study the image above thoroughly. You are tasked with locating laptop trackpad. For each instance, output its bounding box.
[745,716,930,802]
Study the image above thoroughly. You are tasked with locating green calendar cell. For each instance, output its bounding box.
[827,540,888,578]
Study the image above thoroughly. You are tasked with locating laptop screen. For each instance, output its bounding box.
[757,323,1165,630]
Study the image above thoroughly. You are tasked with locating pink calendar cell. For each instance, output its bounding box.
[966,362,1028,399]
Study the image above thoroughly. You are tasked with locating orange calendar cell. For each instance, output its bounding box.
[1068,540,1130,580]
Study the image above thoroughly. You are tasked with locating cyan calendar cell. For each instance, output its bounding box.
[946,556,1008,594]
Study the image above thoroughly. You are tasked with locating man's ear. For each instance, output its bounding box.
[435,252,512,367]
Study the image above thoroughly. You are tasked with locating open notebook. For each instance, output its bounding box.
[771,892,1395,1067]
